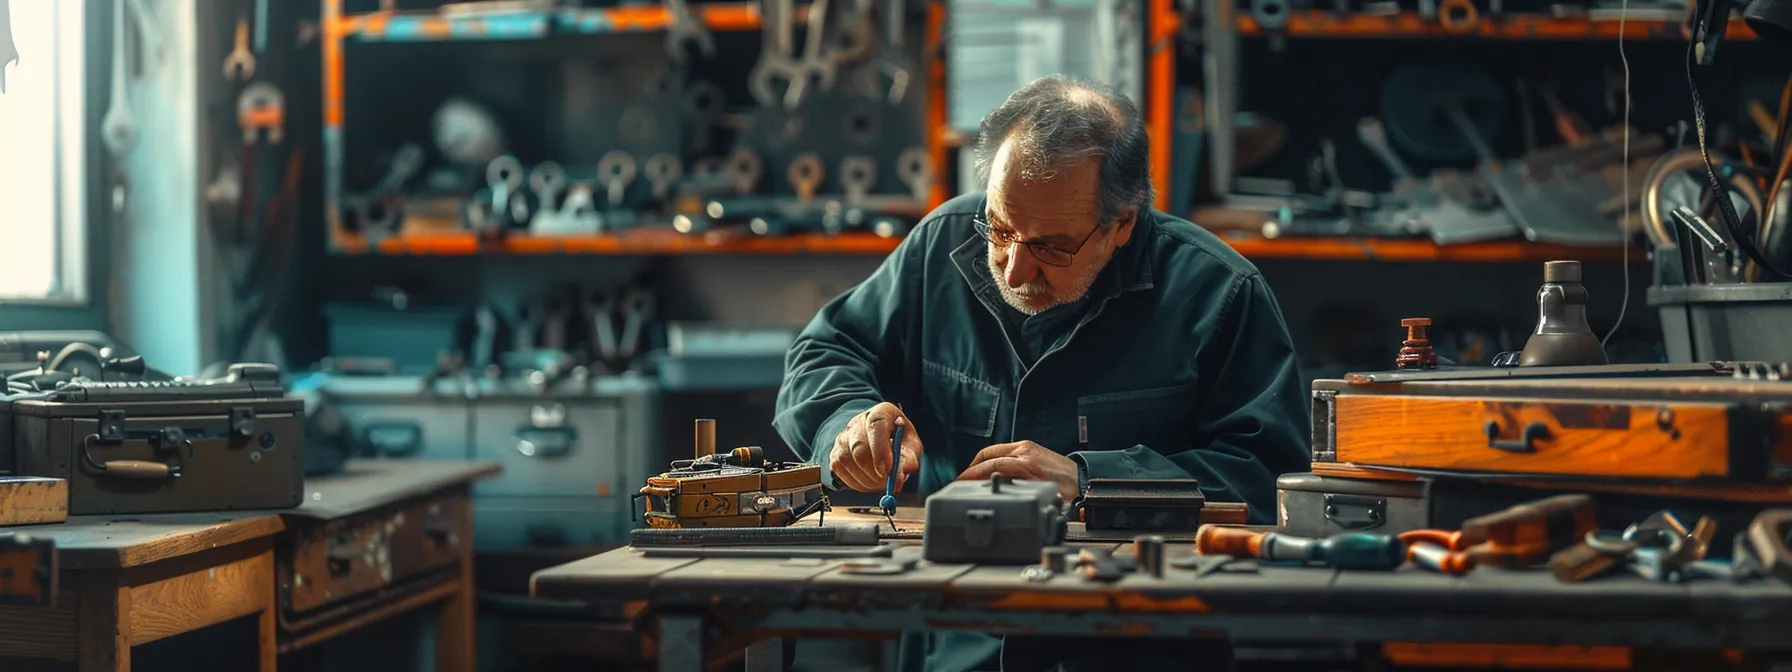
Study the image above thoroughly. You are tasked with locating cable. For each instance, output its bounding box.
[1602,0,1635,349]
[1686,26,1792,280]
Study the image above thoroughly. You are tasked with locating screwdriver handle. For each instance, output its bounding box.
[880,423,902,516]
[1194,525,1264,557]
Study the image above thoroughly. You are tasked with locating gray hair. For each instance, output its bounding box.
[971,75,1154,228]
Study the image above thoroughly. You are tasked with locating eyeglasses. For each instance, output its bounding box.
[972,204,1104,268]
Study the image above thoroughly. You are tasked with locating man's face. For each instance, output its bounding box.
[983,141,1135,316]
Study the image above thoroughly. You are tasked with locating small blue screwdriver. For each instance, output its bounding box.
[880,423,903,518]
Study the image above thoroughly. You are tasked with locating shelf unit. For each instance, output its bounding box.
[319,0,951,254]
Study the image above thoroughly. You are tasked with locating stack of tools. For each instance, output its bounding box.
[634,419,829,529]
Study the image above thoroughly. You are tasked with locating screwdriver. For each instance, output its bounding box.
[880,422,903,521]
[1196,526,1408,571]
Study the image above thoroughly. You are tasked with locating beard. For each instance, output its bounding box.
[986,243,1111,316]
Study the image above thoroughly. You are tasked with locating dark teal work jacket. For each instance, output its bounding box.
[772,193,1312,671]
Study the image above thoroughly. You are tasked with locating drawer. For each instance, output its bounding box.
[1332,394,1738,480]
[280,492,471,616]
[472,400,623,498]
[335,400,472,460]
[472,496,630,549]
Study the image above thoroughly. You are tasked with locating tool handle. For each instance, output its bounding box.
[1194,525,1264,558]
[99,460,177,480]
[1410,542,1475,575]
[1315,533,1407,570]
[880,424,902,515]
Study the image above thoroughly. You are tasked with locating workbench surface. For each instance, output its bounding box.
[290,459,502,520]
[533,541,1792,654]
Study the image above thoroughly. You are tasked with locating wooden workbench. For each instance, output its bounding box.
[533,539,1792,672]
[0,459,500,672]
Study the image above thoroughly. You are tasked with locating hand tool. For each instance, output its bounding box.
[1623,510,1716,583]
[663,0,716,63]
[645,154,683,202]
[1357,117,1416,182]
[1548,530,1632,582]
[896,147,932,202]
[238,82,285,144]
[683,81,725,154]
[855,0,913,105]
[597,151,638,206]
[748,0,809,109]
[1408,541,1473,575]
[223,13,255,82]
[529,161,567,211]
[0,0,17,94]
[124,0,165,71]
[1458,494,1598,568]
[534,183,602,235]
[729,149,764,195]
[784,0,839,110]
[1748,509,1792,584]
[101,0,136,157]
[840,156,876,207]
[879,422,902,520]
[486,155,525,223]
[788,153,825,203]
[638,544,895,559]
[616,287,655,363]
[1133,535,1166,577]
[632,523,882,547]
[1442,100,1534,235]
[1195,526,1407,570]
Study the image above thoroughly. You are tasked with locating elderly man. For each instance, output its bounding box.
[773,75,1310,671]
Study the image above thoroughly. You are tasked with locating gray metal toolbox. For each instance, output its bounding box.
[1276,472,1429,538]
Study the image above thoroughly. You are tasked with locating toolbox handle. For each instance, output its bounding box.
[514,426,575,458]
[361,421,422,457]
[96,460,179,480]
[1484,420,1550,453]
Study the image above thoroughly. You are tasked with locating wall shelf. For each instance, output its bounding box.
[333,2,782,42]
[1234,10,1758,40]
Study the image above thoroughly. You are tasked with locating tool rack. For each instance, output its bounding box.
[319,0,953,256]
[1179,0,1764,262]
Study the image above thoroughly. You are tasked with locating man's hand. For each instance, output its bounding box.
[829,402,925,493]
[957,441,1080,503]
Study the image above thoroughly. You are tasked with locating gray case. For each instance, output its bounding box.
[1276,472,1428,538]
[923,476,1067,565]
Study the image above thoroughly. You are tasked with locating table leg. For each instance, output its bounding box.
[658,614,706,672]
[435,559,476,672]
[77,572,129,672]
[258,595,276,671]
[744,637,786,672]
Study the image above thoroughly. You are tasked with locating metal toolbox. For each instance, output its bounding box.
[1276,472,1428,538]
[468,375,657,501]
[11,396,305,515]
[1311,365,1792,482]
[923,475,1067,565]
[280,491,472,615]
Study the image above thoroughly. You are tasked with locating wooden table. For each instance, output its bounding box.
[0,511,287,671]
[0,458,500,672]
[533,538,1792,672]
[275,459,501,672]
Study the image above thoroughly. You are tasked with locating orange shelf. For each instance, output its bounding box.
[1236,10,1757,40]
[333,2,790,42]
[331,226,1638,262]
[1219,234,1639,262]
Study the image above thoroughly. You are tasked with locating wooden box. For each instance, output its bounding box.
[1312,365,1792,483]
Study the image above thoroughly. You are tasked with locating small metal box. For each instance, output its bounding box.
[922,475,1067,565]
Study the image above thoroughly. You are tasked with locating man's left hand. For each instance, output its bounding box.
[957,441,1079,502]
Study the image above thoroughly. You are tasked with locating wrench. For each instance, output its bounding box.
[1355,117,1415,181]
[487,155,525,220]
[101,0,136,157]
[727,149,764,195]
[530,162,567,209]
[597,151,639,206]
[664,0,715,63]
[0,0,16,94]
[895,147,931,202]
[840,155,876,206]
[788,153,825,203]
[748,0,803,109]
[223,14,255,82]
[238,82,285,144]
[785,0,839,110]
[855,0,913,105]
[645,154,684,201]
[123,0,165,71]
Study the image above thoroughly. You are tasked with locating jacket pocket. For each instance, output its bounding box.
[921,359,1000,438]
[1076,382,1201,451]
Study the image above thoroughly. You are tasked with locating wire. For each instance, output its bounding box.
[1685,22,1792,280]
[1602,0,1634,349]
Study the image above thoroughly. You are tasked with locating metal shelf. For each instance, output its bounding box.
[332,2,777,42]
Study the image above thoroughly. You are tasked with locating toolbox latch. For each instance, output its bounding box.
[1323,494,1386,531]
[97,410,126,442]
[965,509,996,548]
[229,407,257,440]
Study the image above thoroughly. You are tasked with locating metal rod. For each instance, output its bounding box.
[695,418,716,459]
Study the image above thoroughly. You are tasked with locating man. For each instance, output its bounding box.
[773,75,1311,671]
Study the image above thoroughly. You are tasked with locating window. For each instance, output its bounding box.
[0,0,86,305]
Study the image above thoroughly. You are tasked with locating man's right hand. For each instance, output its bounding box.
[829,402,925,493]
